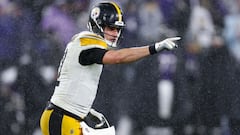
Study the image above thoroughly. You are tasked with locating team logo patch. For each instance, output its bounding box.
[91,7,100,20]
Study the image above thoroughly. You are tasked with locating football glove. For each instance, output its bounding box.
[89,109,107,128]
[155,37,181,51]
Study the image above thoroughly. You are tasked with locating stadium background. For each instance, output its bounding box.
[0,0,240,135]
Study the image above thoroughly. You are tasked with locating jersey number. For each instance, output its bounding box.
[57,48,68,79]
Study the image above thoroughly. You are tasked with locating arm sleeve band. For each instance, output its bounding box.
[149,44,157,55]
[79,48,108,65]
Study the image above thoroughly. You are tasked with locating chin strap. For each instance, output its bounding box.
[105,39,117,48]
[105,29,122,48]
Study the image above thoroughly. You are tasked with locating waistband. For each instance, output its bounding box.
[46,102,84,121]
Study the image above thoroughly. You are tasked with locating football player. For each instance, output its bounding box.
[40,1,180,135]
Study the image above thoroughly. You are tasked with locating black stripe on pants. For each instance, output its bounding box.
[49,110,63,135]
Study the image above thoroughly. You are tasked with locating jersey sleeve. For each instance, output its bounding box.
[79,48,108,65]
[76,31,109,65]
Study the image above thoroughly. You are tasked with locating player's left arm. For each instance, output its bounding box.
[79,37,181,65]
[102,46,150,64]
[79,46,150,65]
[102,37,181,64]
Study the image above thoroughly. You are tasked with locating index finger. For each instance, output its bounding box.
[168,37,181,41]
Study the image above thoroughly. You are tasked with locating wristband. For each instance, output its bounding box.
[149,44,157,55]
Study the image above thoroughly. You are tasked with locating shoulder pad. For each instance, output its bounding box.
[76,31,108,49]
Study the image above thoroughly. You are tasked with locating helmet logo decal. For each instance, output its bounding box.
[91,7,100,20]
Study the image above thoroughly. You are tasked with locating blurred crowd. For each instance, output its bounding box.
[0,0,240,135]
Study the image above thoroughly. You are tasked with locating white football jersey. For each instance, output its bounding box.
[50,31,108,118]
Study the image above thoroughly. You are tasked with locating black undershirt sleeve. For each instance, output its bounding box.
[79,48,108,65]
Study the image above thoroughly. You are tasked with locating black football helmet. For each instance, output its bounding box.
[88,1,125,47]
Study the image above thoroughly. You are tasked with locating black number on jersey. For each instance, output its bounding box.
[57,48,68,79]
